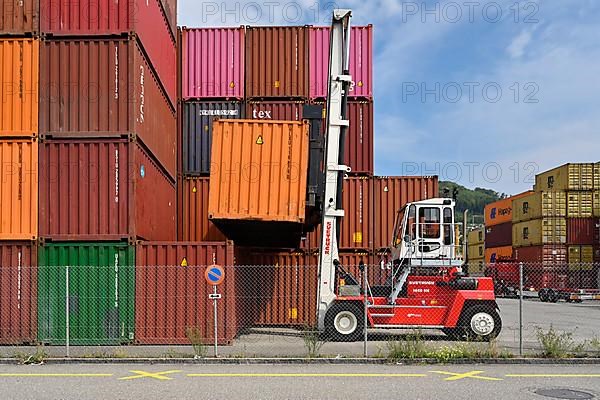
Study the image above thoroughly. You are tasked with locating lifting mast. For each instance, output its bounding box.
[316,9,353,331]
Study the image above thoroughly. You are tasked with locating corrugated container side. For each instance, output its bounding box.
[0,241,37,344]
[485,191,533,226]
[38,138,176,241]
[372,176,439,250]
[568,245,595,271]
[468,244,485,260]
[513,191,567,223]
[567,218,599,245]
[467,229,485,246]
[135,242,238,345]
[181,177,226,242]
[182,28,244,99]
[484,246,514,264]
[514,245,568,267]
[182,101,244,176]
[594,163,600,190]
[37,242,135,345]
[594,191,600,217]
[208,120,310,248]
[245,26,309,99]
[39,38,177,178]
[567,192,593,218]
[536,163,594,191]
[340,177,373,250]
[0,39,39,136]
[40,0,176,106]
[309,26,373,99]
[0,139,38,240]
[245,100,305,121]
[159,0,177,37]
[485,222,512,248]
[513,218,567,248]
[0,0,39,34]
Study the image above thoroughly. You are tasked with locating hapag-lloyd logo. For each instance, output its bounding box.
[324,221,332,255]
[490,206,511,219]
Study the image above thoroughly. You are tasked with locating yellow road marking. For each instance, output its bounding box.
[431,371,503,381]
[506,374,600,378]
[119,370,182,381]
[0,374,113,377]
[187,373,427,378]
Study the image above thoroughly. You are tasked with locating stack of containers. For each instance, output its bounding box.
[467,228,485,273]
[35,0,178,345]
[0,13,39,344]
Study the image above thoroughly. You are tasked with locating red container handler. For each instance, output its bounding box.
[567,218,599,245]
[0,241,37,345]
[38,138,176,242]
[135,241,239,345]
[0,0,39,35]
[485,222,513,248]
[39,0,176,107]
[39,37,177,178]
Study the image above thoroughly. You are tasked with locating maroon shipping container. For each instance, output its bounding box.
[245,100,306,121]
[373,176,439,250]
[180,177,227,242]
[39,38,177,178]
[159,0,176,37]
[340,177,373,250]
[514,245,568,268]
[0,241,37,344]
[39,138,176,242]
[136,242,239,345]
[0,0,38,34]
[40,0,176,107]
[245,26,309,99]
[567,218,599,245]
[485,222,512,248]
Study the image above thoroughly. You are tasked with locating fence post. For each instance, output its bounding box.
[361,262,368,358]
[65,265,70,358]
[519,262,523,357]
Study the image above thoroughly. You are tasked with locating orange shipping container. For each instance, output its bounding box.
[180,177,226,242]
[485,246,514,264]
[0,39,39,137]
[485,191,533,227]
[0,139,38,240]
[208,120,309,248]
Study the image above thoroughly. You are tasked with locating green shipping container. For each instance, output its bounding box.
[38,242,135,345]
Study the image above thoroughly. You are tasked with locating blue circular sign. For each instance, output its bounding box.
[140,165,146,178]
[205,265,225,285]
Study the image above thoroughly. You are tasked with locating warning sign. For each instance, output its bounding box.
[192,187,197,193]
[180,258,188,267]
[256,136,264,145]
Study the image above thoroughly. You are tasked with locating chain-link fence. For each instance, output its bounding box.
[0,262,599,359]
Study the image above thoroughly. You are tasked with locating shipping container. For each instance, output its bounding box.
[0,241,37,344]
[245,100,305,121]
[467,228,485,246]
[0,0,38,34]
[208,120,309,248]
[485,191,533,226]
[0,39,39,137]
[513,218,567,248]
[567,192,593,218]
[135,241,239,345]
[40,0,176,107]
[484,246,514,264]
[514,245,568,267]
[568,269,599,290]
[485,222,512,248]
[594,191,600,217]
[467,258,485,276]
[567,245,595,270]
[245,26,309,99]
[373,176,439,250]
[181,177,226,242]
[309,25,373,99]
[39,138,176,242]
[512,191,566,223]
[37,242,135,345]
[182,101,244,175]
[535,163,594,191]
[0,139,38,240]
[159,0,176,37]
[468,244,485,260]
[339,177,373,250]
[594,163,600,190]
[567,218,599,245]
[39,38,177,178]
[181,27,245,99]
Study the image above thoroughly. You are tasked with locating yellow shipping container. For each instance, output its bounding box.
[536,163,594,191]
[512,192,566,222]
[568,245,594,271]
[468,244,485,259]
[512,218,566,247]
[467,258,485,276]
[567,192,593,218]
[467,228,485,245]
[594,162,600,189]
[593,191,600,217]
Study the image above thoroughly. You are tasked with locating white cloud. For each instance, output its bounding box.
[506,30,532,59]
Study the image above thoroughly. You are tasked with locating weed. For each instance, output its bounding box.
[302,326,327,358]
[162,348,193,359]
[589,337,600,354]
[535,325,585,358]
[185,327,208,359]
[387,331,429,361]
[15,346,48,365]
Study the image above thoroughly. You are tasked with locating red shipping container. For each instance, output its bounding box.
[136,242,239,345]
[567,218,599,245]
[39,138,176,242]
[181,27,245,99]
[181,177,227,242]
[340,177,373,250]
[245,100,306,121]
[485,222,512,248]
[159,0,176,37]
[373,176,439,250]
[0,241,37,344]
[40,0,176,107]
[0,0,38,34]
[309,25,373,99]
[39,38,177,178]
[245,26,309,99]
[514,245,568,268]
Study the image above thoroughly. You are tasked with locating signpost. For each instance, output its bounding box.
[205,265,225,357]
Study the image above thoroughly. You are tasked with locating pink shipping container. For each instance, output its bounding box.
[40,0,176,107]
[309,25,373,99]
[181,27,245,99]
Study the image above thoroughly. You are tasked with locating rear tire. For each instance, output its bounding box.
[325,303,364,342]
[547,289,558,303]
[539,288,549,302]
[457,305,502,341]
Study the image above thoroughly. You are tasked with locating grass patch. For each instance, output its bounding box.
[535,325,585,358]
[185,327,209,359]
[15,346,48,365]
[302,326,327,358]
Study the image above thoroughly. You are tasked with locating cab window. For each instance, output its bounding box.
[418,207,440,239]
[443,208,453,245]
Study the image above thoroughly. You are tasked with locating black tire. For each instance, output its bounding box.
[458,305,502,341]
[325,303,364,342]
[539,288,549,302]
[547,289,558,303]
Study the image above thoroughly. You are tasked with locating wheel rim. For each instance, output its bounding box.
[470,312,495,336]
[334,310,358,335]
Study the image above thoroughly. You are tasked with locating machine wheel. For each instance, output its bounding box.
[539,289,549,302]
[547,289,558,303]
[460,305,502,341]
[325,303,364,342]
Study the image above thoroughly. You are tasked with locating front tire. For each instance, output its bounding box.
[450,305,502,341]
[325,303,364,342]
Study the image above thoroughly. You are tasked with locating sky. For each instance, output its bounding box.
[178,0,600,195]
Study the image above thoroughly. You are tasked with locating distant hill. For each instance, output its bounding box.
[439,181,504,223]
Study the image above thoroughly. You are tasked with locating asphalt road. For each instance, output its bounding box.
[0,363,599,400]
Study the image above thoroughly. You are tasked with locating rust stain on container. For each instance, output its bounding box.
[0,0,39,34]
[0,139,38,240]
[39,38,176,178]
[181,177,226,242]
[340,177,374,250]
[135,241,238,345]
[245,26,309,99]
[0,39,39,136]
[39,138,175,241]
[208,120,309,248]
